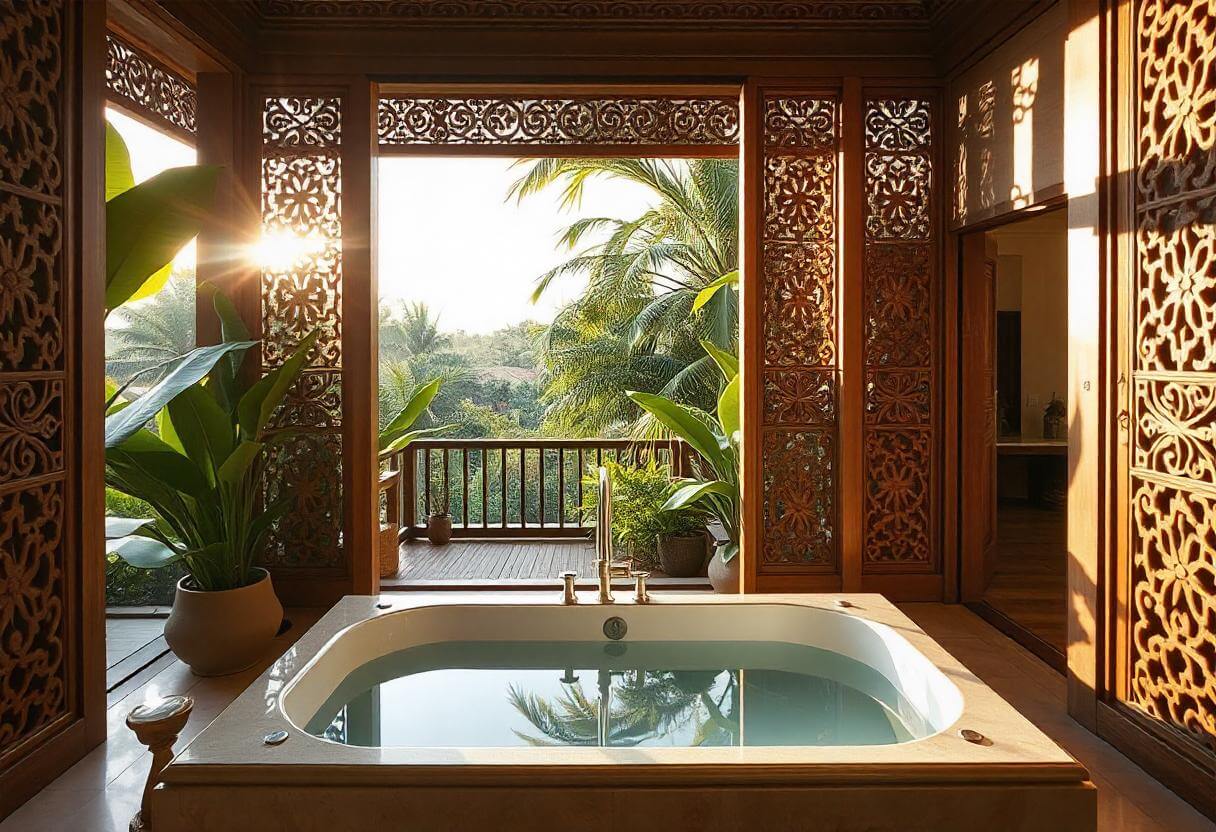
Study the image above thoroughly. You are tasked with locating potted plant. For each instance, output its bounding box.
[627,341,740,593]
[655,500,709,578]
[104,287,319,675]
[581,460,705,572]
[378,377,454,573]
[426,477,453,545]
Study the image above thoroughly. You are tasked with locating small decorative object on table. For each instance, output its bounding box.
[427,479,452,545]
[1043,392,1065,440]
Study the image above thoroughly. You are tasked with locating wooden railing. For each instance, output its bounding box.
[379,438,689,539]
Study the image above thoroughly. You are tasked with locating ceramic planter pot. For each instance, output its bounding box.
[427,514,453,545]
[164,568,283,677]
[656,532,707,578]
[707,544,741,594]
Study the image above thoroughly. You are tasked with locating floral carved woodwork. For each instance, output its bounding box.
[759,94,839,572]
[378,97,739,147]
[1128,0,1216,756]
[763,430,836,567]
[0,0,71,767]
[862,97,936,570]
[104,34,196,140]
[1129,480,1216,753]
[260,96,345,569]
[0,380,63,485]
[0,482,66,758]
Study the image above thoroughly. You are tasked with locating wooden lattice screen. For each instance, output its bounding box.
[750,86,939,589]
[0,0,102,812]
[862,97,937,572]
[1126,0,1216,757]
[259,96,347,574]
[757,93,841,573]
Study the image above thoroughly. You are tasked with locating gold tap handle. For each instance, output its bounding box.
[559,570,578,604]
[632,571,651,604]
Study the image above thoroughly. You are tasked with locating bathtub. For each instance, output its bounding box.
[154,593,1095,832]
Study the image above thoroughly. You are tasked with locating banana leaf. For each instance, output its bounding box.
[106,164,220,312]
[104,341,255,449]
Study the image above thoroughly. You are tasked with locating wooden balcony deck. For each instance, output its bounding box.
[381,539,710,589]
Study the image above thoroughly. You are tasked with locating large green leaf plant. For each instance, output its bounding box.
[105,122,219,316]
[627,340,740,563]
[105,286,319,591]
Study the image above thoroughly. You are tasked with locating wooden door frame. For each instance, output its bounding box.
[955,203,1071,674]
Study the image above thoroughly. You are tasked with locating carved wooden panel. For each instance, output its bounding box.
[0,0,72,772]
[104,33,196,141]
[263,1,932,25]
[378,96,738,147]
[260,96,345,569]
[1127,0,1216,758]
[759,94,838,573]
[862,97,936,571]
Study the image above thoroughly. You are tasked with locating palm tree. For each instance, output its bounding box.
[104,274,197,386]
[380,300,450,360]
[510,158,738,437]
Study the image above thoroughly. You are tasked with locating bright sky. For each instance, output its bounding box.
[103,109,667,335]
[378,158,661,333]
[105,107,197,272]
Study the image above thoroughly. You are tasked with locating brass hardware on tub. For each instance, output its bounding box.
[633,571,651,604]
[560,570,579,605]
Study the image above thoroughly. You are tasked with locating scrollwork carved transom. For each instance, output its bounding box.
[378,96,738,146]
[104,34,196,139]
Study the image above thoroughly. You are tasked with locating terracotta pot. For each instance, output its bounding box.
[656,532,707,578]
[164,568,283,677]
[707,545,741,594]
[427,514,453,545]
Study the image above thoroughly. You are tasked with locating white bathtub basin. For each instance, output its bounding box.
[155,593,1095,832]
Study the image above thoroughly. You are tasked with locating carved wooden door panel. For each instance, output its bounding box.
[1118,0,1216,764]
[0,0,105,817]
[960,233,998,600]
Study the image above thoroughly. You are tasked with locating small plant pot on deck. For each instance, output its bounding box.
[427,514,453,545]
[656,532,707,578]
[164,568,284,677]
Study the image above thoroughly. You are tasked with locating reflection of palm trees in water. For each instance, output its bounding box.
[508,669,740,747]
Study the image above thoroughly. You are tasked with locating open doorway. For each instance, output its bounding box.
[375,155,738,588]
[960,207,1068,670]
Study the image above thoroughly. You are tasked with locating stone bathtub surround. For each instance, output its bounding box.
[152,594,1096,831]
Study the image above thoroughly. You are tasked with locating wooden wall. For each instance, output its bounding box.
[948,1,1067,230]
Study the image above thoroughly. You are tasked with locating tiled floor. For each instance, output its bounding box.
[2,602,1212,831]
[900,604,1215,832]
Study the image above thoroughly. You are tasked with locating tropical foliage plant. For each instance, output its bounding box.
[104,285,319,592]
[511,158,738,436]
[627,340,740,563]
[105,122,218,316]
[580,459,706,569]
